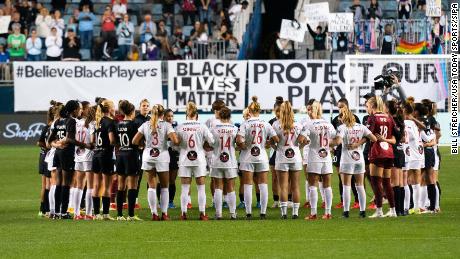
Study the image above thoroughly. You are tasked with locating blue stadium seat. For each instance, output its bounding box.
[79,49,91,60]
[93,26,101,37]
[152,4,163,15]
[182,25,193,37]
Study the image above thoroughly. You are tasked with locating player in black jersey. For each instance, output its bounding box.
[269,96,283,208]
[165,109,180,208]
[48,100,85,219]
[91,99,116,220]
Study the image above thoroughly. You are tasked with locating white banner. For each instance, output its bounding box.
[0,16,11,34]
[13,61,163,111]
[426,0,442,17]
[279,19,306,42]
[167,60,247,110]
[328,13,354,32]
[302,2,329,23]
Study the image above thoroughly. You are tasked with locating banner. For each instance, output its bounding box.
[302,2,329,23]
[0,114,47,145]
[328,13,354,32]
[279,19,306,42]
[13,61,163,111]
[0,16,11,34]
[167,60,247,110]
[426,0,442,17]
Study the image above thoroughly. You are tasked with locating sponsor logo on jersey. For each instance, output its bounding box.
[219,152,230,163]
[187,150,198,161]
[150,148,160,158]
[418,145,424,154]
[318,148,328,158]
[285,148,295,159]
[351,151,361,161]
[76,147,85,156]
[379,142,389,150]
[251,146,260,156]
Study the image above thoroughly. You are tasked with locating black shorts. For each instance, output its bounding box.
[370,158,394,169]
[393,149,405,169]
[92,153,114,174]
[269,151,276,166]
[53,149,75,172]
[116,152,139,176]
[38,153,51,178]
[168,148,179,171]
[333,146,342,167]
[237,163,242,177]
[424,148,435,168]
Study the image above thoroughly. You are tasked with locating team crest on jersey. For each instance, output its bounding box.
[76,148,85,156]
[251,146,261,156]
[318,148,328,158]
[351,151,360,161]
[150,148,160,158]
[405,147,411,156]
[187,151,198,161]
[418,145,424,154]
[285,148,295,158]
[220,152,230,163]
[379,142,389,150]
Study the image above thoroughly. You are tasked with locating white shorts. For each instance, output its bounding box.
[75,161,92,172]
[434,151,440,171]
[404,160,424,171]
[47,162,56,172]
[142,161,169,172]
[307,162,333,175]
[239,162,269,173]
[178,165,208,178]
[210,168,238,179]
[339,163,365,175]
[275,162,303,172]
[302,147,309,165]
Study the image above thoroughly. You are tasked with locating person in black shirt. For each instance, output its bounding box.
[165,109,180,208]
[269,96,283,208]
[306,23,328,59]
[91,99,116,220]
[362,92,375,208]
[62,28,81,61]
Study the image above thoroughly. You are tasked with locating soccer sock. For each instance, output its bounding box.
[197,184,206,214]
[427,184,436,211]
[61,186,71,214]
[305,181,309,202]
[411,184,420,210]
[273,194,279,202]
[435,184,440,209]
[343,185,351,212]
[404,185,410,210]
[280,202,288,216]
[85,189,93,216]
[40,202,44,214]
[135,172,143,200]
[187,194,191,204]
[356,185,366,212]
[147,188,158,215]
[116,190,125,217]
[244,184,253,214]
[351,176,359,203]
[54,185,62,214]
[156,183,161,201]
[256,192,261,203]
[288,194,292,202]
[420,185,428,208]
[319,182,325,202]
[169,183,176,203]
[382,178,395,209]
[228,191,236,214]
[239,193,244,203]
[102,196,110,215]
[160,188,169,214]
[74,189,83,216]
[436,181,442,197]
[44,189,50,213]
[180,184,190,213]
[68,187,76,209]
[259,183,268,214]
[338,175,343,202]
[399,187,405,213]
[110,180,117,204]
[309,186,318,215]
[370,176,383,208]
[324,187,333,215]
[293,203,300,216]
[393,187,400,214]
[409,185,414,209]
[93,196,101,215]
[214,189,223,217]
[127,189,136,217]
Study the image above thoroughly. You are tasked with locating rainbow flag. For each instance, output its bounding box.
[396,40,428,54]
[434,59,449,101]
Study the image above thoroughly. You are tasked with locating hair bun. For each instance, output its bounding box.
[50,100,57,106]
[251,96,258,103]
[276,96,283,103]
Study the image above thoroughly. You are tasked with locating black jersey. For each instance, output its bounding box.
[50,117,76,152]
[134,113,150,130]
[94,116,115,156]
[39,125,50,155]
[116,120,138,153]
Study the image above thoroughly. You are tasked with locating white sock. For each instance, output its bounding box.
[135,198,139,204]
[160,188,169,214]
[74,189,83,216]
[214,189,223,217]
[197,184,206,214]
[412,184,420,209]
[420,185,428,208]
[49,185,56,214]
[343,185,351,212]
[68,187,76,209]
[244,184,253,214]
[324,187,333,215]
[85,188,93,216]
[187,194,191,204]
[305,181,309,202]
[223,194,228,204]
[227,191,236,214]
[319,182,325,202]
[377,207,383,215]
[390,207,396,214]
[293,203,300,216]
[280,201,288,216]
[258,183,268,214]
[181,184,190,213]
[309,186,318,215]
[147,188,158,215]
[435,184,440,209]
[404,185,410,210]
[356,185,366,212]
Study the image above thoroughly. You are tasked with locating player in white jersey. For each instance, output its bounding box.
[334,106,376,218]
[273,101,309,219]
[133,104,178,221]
[208,107,239,219]
[301,99,314,209]
[303,101,336,220]
[175,102,214,221]
[236,96,279,220]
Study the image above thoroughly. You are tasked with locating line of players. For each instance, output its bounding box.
[36,94,442,220]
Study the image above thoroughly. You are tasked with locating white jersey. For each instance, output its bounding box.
[337,123,372,165]
[74,119,94,162]
[210,122,238,169]
[300,116,311,161]
[304,119,336,163]
[273,120,306,164]
[237,117,276,164]
[138,120,175,163]
[176,120,214,167]
[404,120,425,162]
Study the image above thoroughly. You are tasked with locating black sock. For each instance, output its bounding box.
[273,194,279,202]
[40,202,44,213]
[128,189,136,217]
[338,174,343,202]
[102,196,111,215]
[399,187,405,213]
[393,187,400,213]
[256,193,260,203]
[288,194,292,202]
[93,196,101,215]
[409,185,414,209]
[44,189,50,213]
[156,183,161,201]
[116,190,125,217]
[169,184,176,203]
[427,184,436,211]
[239,193,244,203]
[54,185,62,214]
[135,173,143,200]
[61,186,70,214]
[81,187,86,209]
[351,176,359,203]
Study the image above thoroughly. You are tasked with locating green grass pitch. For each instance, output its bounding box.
[0,145,459,258]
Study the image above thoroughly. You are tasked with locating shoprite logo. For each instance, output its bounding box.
[2,122,45,141]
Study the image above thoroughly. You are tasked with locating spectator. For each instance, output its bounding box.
[62,28,81,60]
[112,0,127,23]
[65,16,78,37]
[0,9,9,43]
[26,28,42,61]
[169,45,182,60]
[45,27,62,60]
[218,9,231,29]
[0,44,10,62]
[181,0,197,26]
[228,1,248,23]
[50,10,65,37]
[183,40,193,59]
[2,0,14,15]
[111,0,128,5]
[274,34,294,59]
[101,8,117,60]
[78,5,95,50]
[189,21,201,41]
[35,8,52,44]
[380,24,394,54]
[224,31,239,60]
[431,17,444,54]
[156,19,169,37]
[169,26,185,49]
[191,22,208,59]
[0,44,11,81]
[72,8,80,22]
[349,0,366,22]
[417,0,426,10]
[306,23,328,59]
[139,14,157,44]
[7,23,26,61]
[127,44,140,61]
[215,23,228,40]
[79,0,94,12]
[197,0,211,32]
[116,14,134,60]
[368,0,382,20]
[156,20,171,59]
[51,0,66,14]
[162,0,175,22]
[145,39,161,60]
[17,0,37,29]
[8,12,27,35]
[398,0,412,19]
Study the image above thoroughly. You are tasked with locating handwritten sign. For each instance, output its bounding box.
[0,16,11,34]
[426,0,442,17]
[279,19,306,42]
[302,2,330,23]
[328,13,354,32]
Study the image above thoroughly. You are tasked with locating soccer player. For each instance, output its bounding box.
[269,96,283,209]
[236,96,279,220]
[133,104,178,221]
[273,101,309,219]
[209,107,239,219]
[175,102,214,220]
[335,105,376,218]
[303,101,336,220]
[91,99,116,220]
[301,99,314,209]
[164,109,180,208]
[236,108,251,209]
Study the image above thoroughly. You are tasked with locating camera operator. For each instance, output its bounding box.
[375,69,407,102]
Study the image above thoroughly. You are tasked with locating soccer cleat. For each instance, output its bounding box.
[419,208,426,213]
[49,213,58,220]
[369,211,384,218]
[117,216,127,221]
[187,203,192,209]
[410,208,421,215]
[245,214,252,220]
[403,209,409,216]
[230,214,237,220]
[237,201,245,209]
[384,211,397,218]
[342,211,350,218]
[271,201,280,208]
[38,211,45,218]
[335,202,343,209]
[109,203,117,211]
[74,215,85,221]
[421,210,434,214]
[368,202,377,210]
[199,213,209,221]
[322,214,332,220]
[168,202,176,209]
[60,213,73,220]
[95,214,104,220]
[305,214,317,220]
[84,215,95,220]
[223,202,229,209]
[260,214,266,220]
[123,203,128,209]
[215,216,223,220]
[292,215,299,219]
[352,202,360,209]
[127,215,143,221]
[434,208,441,214]
[180,212,187,221]
[321,202,325,209]
[281,215,288,220]
[103,214,115,221]
[67,207,74,214]
[161,213,170,221]
[303,202,311,208]
[151,214,161,221]
[359,211,366,218]
[256,202,261,209]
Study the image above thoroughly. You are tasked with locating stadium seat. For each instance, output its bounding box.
[93,26,101,37]
[182,25,193,37]
[152,4,163,16]
[63,15,71,25]
[79,49,91,60]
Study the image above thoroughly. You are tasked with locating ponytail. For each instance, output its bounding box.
[96,99,114,129]
[340,106,356,128]
[150,105,160,132]
[248,96,261,115]
[186,102,198,119]
[279,101,294,134]
[368,96,385,113]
